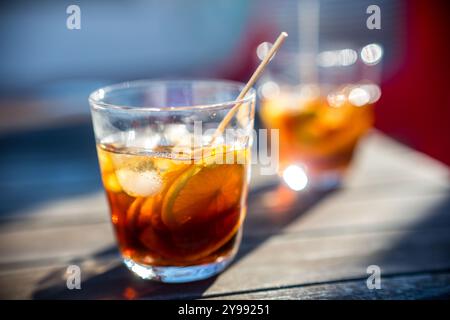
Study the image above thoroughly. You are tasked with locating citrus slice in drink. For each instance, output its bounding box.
[137,148,248,262]
[161,163,244,230]
[140,205,244,263]
[126,197,145,230]
[137,163,192,231]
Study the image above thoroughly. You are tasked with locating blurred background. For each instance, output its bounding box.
[0,0,449,217]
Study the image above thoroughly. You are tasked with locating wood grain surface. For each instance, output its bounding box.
[0,127,449,299]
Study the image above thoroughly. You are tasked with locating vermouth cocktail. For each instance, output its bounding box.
[90,80,255,282]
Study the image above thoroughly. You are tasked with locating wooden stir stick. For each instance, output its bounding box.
[210,32,288,144]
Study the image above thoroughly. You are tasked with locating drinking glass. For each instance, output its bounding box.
[89,80,255,283]
[258,45,382,190]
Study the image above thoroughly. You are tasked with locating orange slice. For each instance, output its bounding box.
[126,197,145,229]
[161,163,244,230]
[103,172,122,193]
[139,206,244,263]
[138,157,247,262]
[137,162,192,231]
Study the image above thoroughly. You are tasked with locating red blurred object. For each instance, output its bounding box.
[215,24,274,82]
[376,0,450,166]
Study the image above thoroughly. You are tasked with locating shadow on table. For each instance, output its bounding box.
[33,189,450,299]
[32,183,335,299]
[32,250,220,300]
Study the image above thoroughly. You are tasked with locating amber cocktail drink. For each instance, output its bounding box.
[98,144,248,266]
[260,85,376,188]
[90,80,255,282]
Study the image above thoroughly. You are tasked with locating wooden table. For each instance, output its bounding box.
[0,125,449,299]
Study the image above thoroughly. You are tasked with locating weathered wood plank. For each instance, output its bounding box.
[0,223,115,267]
[0,164,447,231]
[344,133,449,189]
[245,184,450,237]
[1,226,450,299]
[0,129,449,299]
[0,192,110,230]
[207,272,450,300]
[1,178,447,234]
[0,181,448,268]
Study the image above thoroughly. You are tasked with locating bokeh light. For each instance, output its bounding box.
[282,165,308,191]
[348,87,371,106]
[360,43,383,65]
[256,42,274,61]
[259,81,280,99]
[327,91,347,108]
[317,48,358,67]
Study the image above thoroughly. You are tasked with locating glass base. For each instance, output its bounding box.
[123,256,234,283]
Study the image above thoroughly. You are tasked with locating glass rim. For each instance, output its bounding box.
[89,79,255,112]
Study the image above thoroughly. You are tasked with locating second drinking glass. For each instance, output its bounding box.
[258,47,382,190]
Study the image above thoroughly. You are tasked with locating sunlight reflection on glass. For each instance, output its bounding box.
[259,81,280,99]
[361,43,383,65]
[327,91,347,108]
[361,84,382,103]
[317,49,357,67]
[256,42,274,61]
[283,165,308,191]
[348,87,371,106]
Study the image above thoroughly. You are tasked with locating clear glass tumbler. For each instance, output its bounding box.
[258,46,382,190]
[89,80,255,283]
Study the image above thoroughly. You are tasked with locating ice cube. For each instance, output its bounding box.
[165,124,190,145]
[116,168,162,197]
